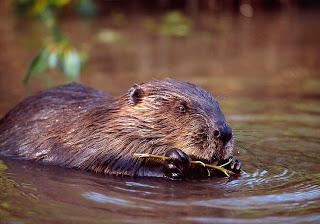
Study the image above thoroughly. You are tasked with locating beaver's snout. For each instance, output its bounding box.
[213,123,233,146]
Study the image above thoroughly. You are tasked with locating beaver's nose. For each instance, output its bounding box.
[213,124,232,145]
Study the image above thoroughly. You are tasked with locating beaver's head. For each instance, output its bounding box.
[120,79,233,163]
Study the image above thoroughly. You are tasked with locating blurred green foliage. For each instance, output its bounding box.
[97,29,125,44]
[76,0,97,16]
[143,11,192,37]
[14,1,191,85]
[23,41,86,84]
[13,0,95,84]
[160,11,192,36]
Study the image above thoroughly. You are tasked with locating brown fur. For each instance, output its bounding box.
[0,79,234,177]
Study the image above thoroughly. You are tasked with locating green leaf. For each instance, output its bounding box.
[23,48,49,85]
[62,50,81,80]
[48,52,58,68]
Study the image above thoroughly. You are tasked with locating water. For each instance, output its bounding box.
[1,121,320,224]
[0,5,320,224]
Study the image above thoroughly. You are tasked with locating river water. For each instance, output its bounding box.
[0,5,319,224]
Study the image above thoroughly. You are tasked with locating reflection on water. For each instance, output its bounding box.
[83,192,131,206]
[0,6,320,224]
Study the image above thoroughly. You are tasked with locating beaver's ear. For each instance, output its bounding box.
[128,84,144,105]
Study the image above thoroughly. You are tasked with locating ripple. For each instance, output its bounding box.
[82,192,129,206]
[125,181,158,188]
[193,187,320,210]
[82,191,153,210]
[113,186,152,195]
[226,168,297,188]
[185,214,320,224]
[144,186,320,210]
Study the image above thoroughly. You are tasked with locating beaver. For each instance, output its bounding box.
[0,79,241,179]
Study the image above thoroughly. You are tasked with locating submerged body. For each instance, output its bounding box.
[0,79,240,179]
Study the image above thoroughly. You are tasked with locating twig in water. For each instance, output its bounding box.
[133,153,235,177]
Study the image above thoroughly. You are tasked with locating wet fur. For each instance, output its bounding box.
[0,79,233,177]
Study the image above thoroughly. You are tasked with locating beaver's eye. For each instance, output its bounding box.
[177,102,187,113]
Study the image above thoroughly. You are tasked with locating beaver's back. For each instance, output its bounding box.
[0,82,111,161]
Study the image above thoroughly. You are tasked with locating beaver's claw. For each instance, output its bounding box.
[217,157,241,174]
[230,159,241,173]
[163,148,190,179]
[223,157,241,174]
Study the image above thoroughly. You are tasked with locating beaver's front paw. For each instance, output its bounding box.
[226,157,242,174]
[230,158,241,174]
[163,148,190,180]
[218,157,242,174]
